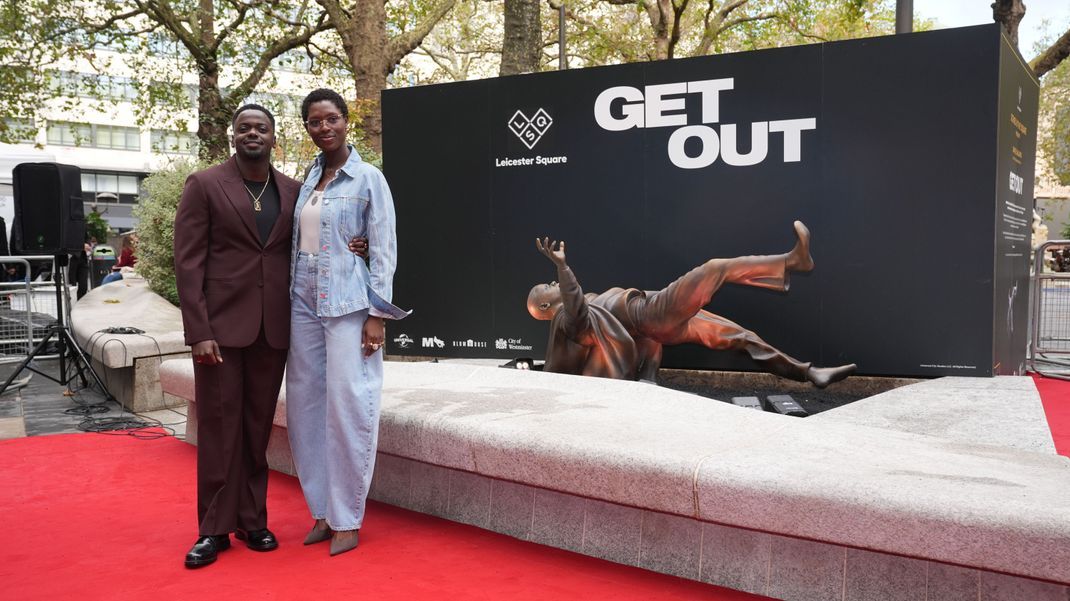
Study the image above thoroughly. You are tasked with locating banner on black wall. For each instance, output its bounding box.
[383,24,1038,378]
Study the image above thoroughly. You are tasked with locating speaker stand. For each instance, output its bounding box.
[0,255,115,403]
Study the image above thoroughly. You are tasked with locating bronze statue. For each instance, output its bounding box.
[528,221,855,386]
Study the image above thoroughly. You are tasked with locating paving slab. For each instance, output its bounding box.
[0,417,25,440]
[813,376,1056,454]
[135,407,188,439]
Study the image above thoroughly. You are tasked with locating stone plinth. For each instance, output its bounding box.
[160,358,1070,599]
[71,277,190,412]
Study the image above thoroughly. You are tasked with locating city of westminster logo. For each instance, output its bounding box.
[508,109,553,149]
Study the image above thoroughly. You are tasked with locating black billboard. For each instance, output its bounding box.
[382,24,1039,378]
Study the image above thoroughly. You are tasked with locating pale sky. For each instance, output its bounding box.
[914,0,1070,58]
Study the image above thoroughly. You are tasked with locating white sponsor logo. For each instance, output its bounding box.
[393,333,414,349]
[496,337,534,351]
[422,336,445,349]
[1009,171,1023,195]
[494,155,568,167]
[451,339,488,349]
[508,108,553,149]
[594,78,817,170]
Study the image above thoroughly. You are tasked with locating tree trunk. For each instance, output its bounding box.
[991,0,1026,47]
[500,0,542,76]
[348,0,389,151]
[641,0,672,61]
[194,0,228,160]
[196,68,231,161]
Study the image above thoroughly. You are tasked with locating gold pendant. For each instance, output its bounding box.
[254,199,262,212]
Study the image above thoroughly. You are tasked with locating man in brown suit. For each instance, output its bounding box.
[174,104,297,568]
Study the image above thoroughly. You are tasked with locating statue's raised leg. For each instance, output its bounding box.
[632,221,813,338]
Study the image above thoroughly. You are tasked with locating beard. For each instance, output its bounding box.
[235,143,269,161]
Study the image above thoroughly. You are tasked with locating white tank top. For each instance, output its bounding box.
[299,190,324,254]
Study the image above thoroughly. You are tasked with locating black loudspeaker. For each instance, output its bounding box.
[12,162,86,255]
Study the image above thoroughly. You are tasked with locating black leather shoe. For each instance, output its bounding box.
[184,535,230,568]
[235,528,279,551]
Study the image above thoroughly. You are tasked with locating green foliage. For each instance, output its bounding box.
[0,0,345,156]
[133,159,207,306]
[85,211,111,243]
[1038,58,1070,187]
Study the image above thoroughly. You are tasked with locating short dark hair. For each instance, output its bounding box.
[232,103,276,129]
[301,88,349,123]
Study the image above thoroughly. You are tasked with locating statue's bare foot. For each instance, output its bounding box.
[786,220,814,272]
[807,363,856,388]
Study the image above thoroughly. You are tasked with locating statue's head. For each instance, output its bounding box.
[527,282,562,320]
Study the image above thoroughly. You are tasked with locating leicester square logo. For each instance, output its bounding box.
[508,108,553,149]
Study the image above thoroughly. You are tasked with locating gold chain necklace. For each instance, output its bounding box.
[243,180,268,212]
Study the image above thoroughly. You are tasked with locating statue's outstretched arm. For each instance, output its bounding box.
[536,238,592,338]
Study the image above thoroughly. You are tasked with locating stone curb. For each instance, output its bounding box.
[160,359,1070,585]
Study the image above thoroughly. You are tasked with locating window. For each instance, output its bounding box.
[184,85,198,108]
[151,129,197,154]
[47,121,92,146]
[93,124,140,150]
[49,72,137,102]
[148,33,189,58]
[3,118,36,143]
[146,81,198,109]
[105,77,137,102]
[95,173,119,194]
[81,170,146,204]
[47,121,139,150]
[118,175,139,195]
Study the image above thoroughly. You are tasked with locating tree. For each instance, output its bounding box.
[315,0,458,151]
[500,0,542,75]
[0,1,336,160]
[547,0,898,66]
[990,1,1070,189]
[1037,45,1070,188]
[404,0,502,82]
[991,0,1070,78]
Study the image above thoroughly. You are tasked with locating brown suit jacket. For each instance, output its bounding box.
[174,156,300,350]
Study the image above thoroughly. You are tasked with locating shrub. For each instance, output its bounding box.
[133,159,207,306]
[85,211,111,243]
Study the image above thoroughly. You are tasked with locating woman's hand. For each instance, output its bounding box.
[362,316,385,357]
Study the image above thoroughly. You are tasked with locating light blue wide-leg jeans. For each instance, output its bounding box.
[287,252,382,531]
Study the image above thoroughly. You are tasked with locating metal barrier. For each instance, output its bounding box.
[0,256,68,365]
[1030,240,1070,377]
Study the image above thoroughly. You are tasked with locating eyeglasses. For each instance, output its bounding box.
[304,114,346,129]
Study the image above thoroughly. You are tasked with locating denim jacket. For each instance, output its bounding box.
[290,146,410,320]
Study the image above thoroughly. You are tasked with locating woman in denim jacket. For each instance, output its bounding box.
[287,88,409,557]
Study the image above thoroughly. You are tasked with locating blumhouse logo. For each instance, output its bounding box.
[508,109,553,149]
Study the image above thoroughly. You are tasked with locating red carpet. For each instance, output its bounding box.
[1032,373,1070,457]
[0,433,764,601]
